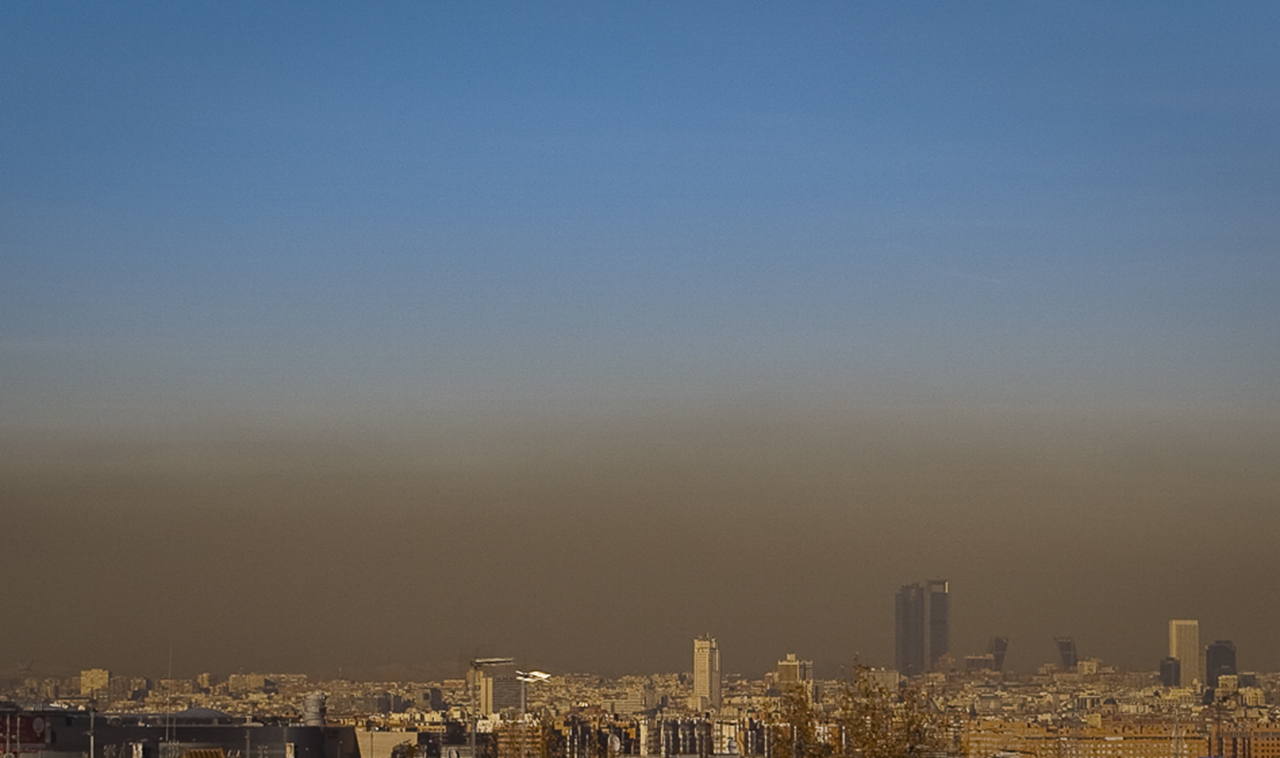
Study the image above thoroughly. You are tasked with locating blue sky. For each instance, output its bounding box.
[4,3,1279,427]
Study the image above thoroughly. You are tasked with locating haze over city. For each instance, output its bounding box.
[2,4,1278,683]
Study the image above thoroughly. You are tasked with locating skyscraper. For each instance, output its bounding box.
[1055,637,1079,671]
[895,583,926,676]
[775,653,813,686]
[474,660,524,715]
[80,668,110,698]
[895,580,950,676]
[774,653,815,701]
[1169,619,1200,688]
[927,579,950,666]
[988,637,1009,672]
[1205,640,1236,688]
[693,636,721,710]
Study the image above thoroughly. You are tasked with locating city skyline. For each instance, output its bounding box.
[3,4,1279,681]
[8,607,1257,685]
[6,655,1277,758]
[21,623,1269,693]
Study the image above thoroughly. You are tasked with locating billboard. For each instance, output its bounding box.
[0,713,52,754]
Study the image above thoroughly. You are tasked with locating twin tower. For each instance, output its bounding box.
[894,580,950,676]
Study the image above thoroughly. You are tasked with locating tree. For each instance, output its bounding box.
[773,684,834,758]
[835,667,946,758]
[771,666,947,758]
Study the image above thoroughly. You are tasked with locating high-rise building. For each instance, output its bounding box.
[1159,657,1181,688]
[693,636,721,710]
[1205,640,1236,688]
[1169,619,1200,688]
[895,580,950,676]
[80,668,110,697]
[475,661,524,715]
[774,653,814,700]
[988,637,1009,672]
[927,579,950,667]
[895,583,926,676]
[775,653,813,685]
[1055,637,1079,671]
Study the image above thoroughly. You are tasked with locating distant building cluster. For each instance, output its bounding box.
[3,585,1274,758]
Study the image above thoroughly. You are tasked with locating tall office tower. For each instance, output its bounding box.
[775,653,815,700]
[895,583,926,676]
[988,637,1009,672]
[895,580,951,675]
[1169,620,1200,688]
[80,668,110,697]
[1205,640,1237,688]
[475,661,524,715]
[1055,637,1079,670]
[1160,657,1181,688]
[927,579,950,667]
[693,636,721,710]
[775,653,814,685]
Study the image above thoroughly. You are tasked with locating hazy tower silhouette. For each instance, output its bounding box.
[895,583,926,676]
[988,637,1009,672]
[1055,637,1079,670]
[1205,640,1236,688]
[895,580,950,675]
[927,579,950,667]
